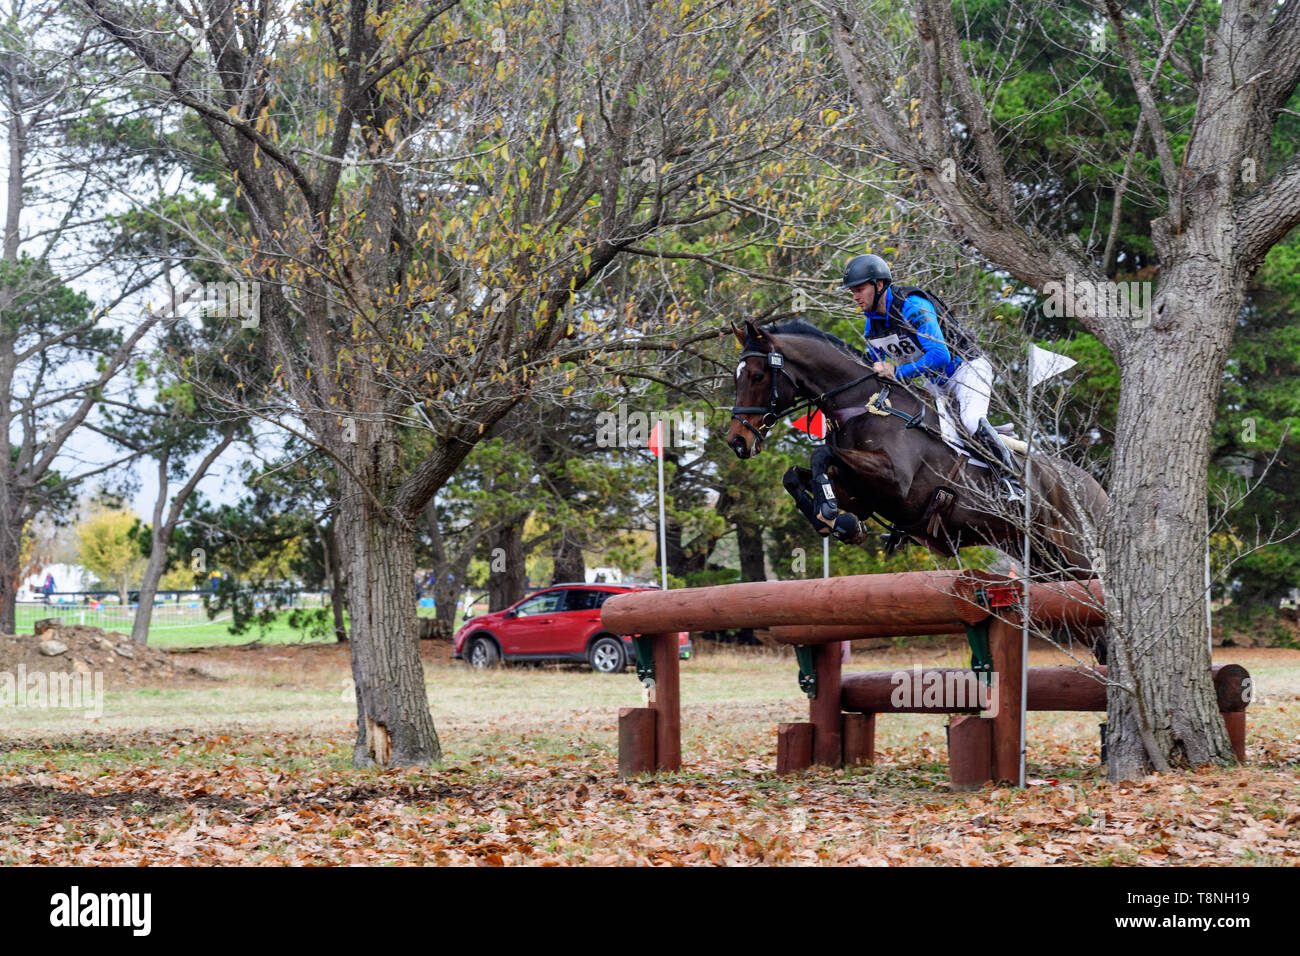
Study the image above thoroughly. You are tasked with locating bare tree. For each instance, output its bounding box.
[817,0,1300,778]
[80,0,817,765]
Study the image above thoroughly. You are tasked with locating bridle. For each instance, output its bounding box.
[730,349,799,444]
[731,342,946,445]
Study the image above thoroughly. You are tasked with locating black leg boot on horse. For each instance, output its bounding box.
[783,466,827,536]
[808,446,867,544]
[777,449,868,545]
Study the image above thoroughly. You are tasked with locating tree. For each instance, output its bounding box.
[170,452,345,641]
[100,348,244,643]
[83,0,818,766]
[76,508,146,605]
[0,3,169,632]
[818,0,1300,778]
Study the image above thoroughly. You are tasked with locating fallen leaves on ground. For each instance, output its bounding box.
[1,727,1297,866]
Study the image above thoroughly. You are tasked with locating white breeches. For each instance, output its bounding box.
[924,356,993,446]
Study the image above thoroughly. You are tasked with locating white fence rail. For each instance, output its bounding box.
[16,601,236,632]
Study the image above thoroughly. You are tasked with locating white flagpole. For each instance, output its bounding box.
[819,415,846,662]
[656,422,668,591]
[823,527,831,581]
[1020,372,1033,789]
[1017,345,1076,786]
[822,413,831,584]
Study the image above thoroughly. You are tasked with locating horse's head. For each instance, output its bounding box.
[727,321,801,459]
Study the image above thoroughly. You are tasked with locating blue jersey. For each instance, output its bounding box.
[862,288,962,385]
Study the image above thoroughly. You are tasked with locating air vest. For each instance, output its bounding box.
[886,284,982,363]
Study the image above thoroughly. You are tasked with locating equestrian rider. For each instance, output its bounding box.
[841,253,1025,502]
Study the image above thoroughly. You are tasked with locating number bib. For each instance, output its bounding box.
[867,331,924,366]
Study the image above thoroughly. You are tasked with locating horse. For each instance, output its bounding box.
[725,319,1110,661]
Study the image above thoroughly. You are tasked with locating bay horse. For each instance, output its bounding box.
[726,320,1110,660]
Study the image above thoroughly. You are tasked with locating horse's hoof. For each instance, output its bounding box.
[832,514,863,543]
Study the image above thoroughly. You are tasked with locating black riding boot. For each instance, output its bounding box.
[974,418,1025,503]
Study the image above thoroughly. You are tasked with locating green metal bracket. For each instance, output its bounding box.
[964,619,993,688]
[795,644,817,699]
[633,635,655,686]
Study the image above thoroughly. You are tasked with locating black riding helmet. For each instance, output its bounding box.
[841,254,892,290]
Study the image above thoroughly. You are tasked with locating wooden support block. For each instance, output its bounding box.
[618,707,657,779]
[843,712,876,766]
[810,643,844,768]
[948,715,993,791]
[987,616,1024,784]
[1223,710,1247,764]
[650,632,681,772]
[776,722,814,775]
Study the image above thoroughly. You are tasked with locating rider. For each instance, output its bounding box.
[841,254,1025,502]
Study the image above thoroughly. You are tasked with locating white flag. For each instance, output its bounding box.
[1029,344,1077,387]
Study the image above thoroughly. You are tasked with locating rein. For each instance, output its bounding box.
[731,344,948,446]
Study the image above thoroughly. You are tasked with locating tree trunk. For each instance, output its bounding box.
[131,536,168,643]
[1103,261,1239,780]
[316,517,347,641]
[337,483,440,767]
[736,521,766,583]
[132,452,171,644]
[552,533,585,584]
[0,523,17,634]
[131,428,236,643]
[326,523,348,642]
[423,502,459,639]
[487,522,526,612]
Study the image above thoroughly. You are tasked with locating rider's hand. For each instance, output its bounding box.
[873,361,897,380]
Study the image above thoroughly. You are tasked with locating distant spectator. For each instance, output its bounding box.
[43,573,54,603]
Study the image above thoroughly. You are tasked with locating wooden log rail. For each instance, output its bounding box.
[601,570,1105,636]
[602,570,1248,784]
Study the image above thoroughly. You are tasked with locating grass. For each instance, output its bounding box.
[15,603,463,647]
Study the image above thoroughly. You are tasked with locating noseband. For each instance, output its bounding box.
[730,349,798,443]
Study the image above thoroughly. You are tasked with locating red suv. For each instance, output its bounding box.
[452,584,692,673]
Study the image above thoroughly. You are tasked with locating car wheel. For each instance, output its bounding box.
[588,636,625,674]
[466,637,500,669]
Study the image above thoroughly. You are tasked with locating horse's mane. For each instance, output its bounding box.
[762,319,867,364]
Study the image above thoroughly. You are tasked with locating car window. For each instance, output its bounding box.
[562,589,608,612]
[514,591,563,616]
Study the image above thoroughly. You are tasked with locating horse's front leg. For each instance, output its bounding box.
[809,446,867,544]
[782,465,827,536]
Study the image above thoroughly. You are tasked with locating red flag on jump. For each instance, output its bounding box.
[790,410,825,439]
[648,421,663,458]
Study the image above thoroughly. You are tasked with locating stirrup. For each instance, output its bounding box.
[1001,476,1025,503]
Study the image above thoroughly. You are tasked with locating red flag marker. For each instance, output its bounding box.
[648,421,663,458]
[790,410,825,439]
